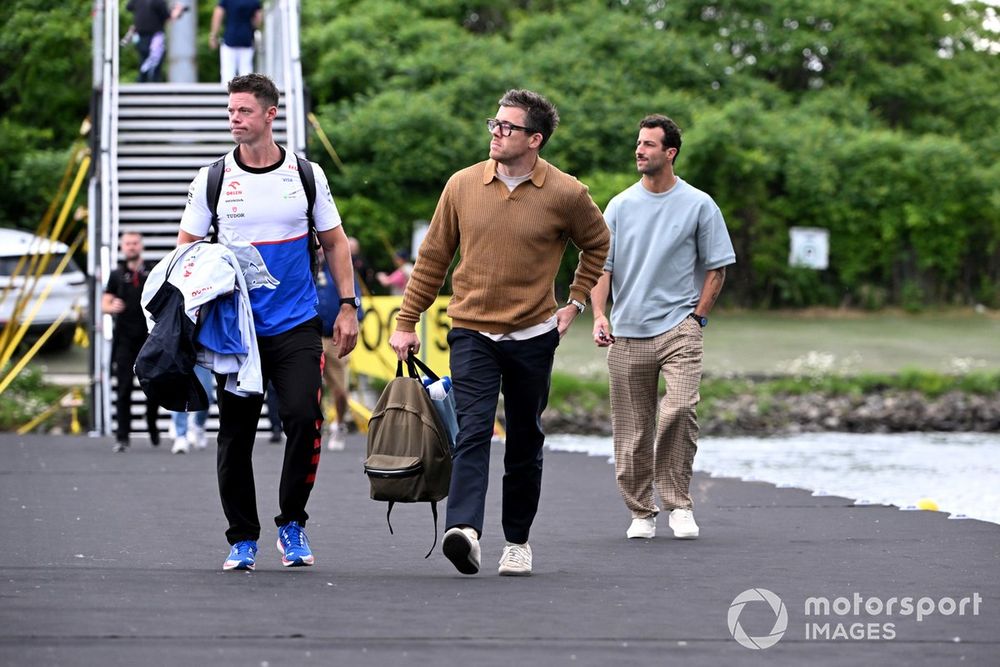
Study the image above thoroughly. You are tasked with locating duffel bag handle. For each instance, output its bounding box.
[406,350,441,383]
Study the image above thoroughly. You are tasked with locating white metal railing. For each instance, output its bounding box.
[262,0,306,154]
[92,0,122,436]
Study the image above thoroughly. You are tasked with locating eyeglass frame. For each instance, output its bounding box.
[486,118,537,137]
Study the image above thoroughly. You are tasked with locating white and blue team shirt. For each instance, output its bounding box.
[180,146,343,336]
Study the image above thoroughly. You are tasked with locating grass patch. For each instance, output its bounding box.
[0,366,77,432]
[546,369,1000,411]
[547,372,609,413]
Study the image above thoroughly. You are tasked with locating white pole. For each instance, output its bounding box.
[169,0,198,83]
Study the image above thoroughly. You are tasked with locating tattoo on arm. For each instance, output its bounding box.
[702,267,726,313]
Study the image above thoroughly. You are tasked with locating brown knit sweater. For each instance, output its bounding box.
[396,158,610,334]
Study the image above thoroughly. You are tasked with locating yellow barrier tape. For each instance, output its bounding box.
[0,306,72,397]
[350,295,452,382]
[0,150,89,352]
[16,401,61,435]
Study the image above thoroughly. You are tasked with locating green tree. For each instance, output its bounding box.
[1,0,997,306]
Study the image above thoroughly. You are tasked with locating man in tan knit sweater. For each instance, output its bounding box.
[389,89,609,576]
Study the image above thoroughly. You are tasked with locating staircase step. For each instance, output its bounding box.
[118,155,229,168]
[118,209,188,221]
[118,119,288,131]
[118,222,186,235]
[119,82,230,93]
[114,169,201,181]
[118,131,289,143]
[118,143,234,155]
[119,194,188,207]
[118,107,231,118]
[118,182,194,194]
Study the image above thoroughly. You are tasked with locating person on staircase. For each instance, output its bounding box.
[209,0,262,83]
[125,0,186,83]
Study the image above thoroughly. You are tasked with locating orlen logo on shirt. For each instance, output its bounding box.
[226,180,243,195]
[190,285,216,298]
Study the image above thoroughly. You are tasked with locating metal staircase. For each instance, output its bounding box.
[115,83,290,260]
[89,0,308,438]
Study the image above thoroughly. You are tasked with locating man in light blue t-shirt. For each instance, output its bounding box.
[591,114,735,542]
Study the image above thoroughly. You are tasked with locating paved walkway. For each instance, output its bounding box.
[1,432,997,666]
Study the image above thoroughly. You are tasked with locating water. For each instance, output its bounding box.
[545,432,1000,525]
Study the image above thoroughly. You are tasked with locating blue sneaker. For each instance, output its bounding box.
[223,540,258,571]
[277,521,314,567]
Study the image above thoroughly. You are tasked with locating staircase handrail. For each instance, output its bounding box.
[92,0,123,436]
[262,0,306,154]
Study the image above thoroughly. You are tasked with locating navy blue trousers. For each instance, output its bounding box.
[445,327,560,544]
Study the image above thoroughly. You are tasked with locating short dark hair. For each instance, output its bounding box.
[639,114,682,165]
[498,89,560,149]
[228,73,279,109]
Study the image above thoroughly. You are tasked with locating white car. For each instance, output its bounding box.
[0,228,87,350]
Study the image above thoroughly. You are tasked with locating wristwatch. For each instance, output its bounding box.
[689,312,708,327]
[568,298,586,314]
[339,296,360,309]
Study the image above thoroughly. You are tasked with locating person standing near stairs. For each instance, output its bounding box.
[103,232,161,452]
[208,0,262,83]
[177,74,358,572]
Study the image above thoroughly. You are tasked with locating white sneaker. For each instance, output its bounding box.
[191,425,208,450]
[326,423,345,451]
[442,526,481,575]
[171,435,190,455]
[668,509,699,539]
[498,542,532,576]
[626,516,656,539]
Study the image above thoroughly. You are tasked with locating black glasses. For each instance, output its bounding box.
[486,118,536,137]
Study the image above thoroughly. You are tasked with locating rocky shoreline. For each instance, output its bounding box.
[542,390,1000,437]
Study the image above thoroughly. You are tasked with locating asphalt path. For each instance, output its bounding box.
[1,432,997,666]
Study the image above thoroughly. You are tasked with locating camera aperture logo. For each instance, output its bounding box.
[728,588,788,650]
[729,589,983,648]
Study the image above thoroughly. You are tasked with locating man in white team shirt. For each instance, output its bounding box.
[177,73,358,571]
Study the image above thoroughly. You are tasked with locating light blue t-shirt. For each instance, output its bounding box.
[603,177,735,338]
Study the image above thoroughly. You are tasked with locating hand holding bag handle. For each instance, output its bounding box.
[406,351,442,384]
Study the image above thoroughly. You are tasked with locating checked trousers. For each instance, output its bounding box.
[607,317,704,517]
